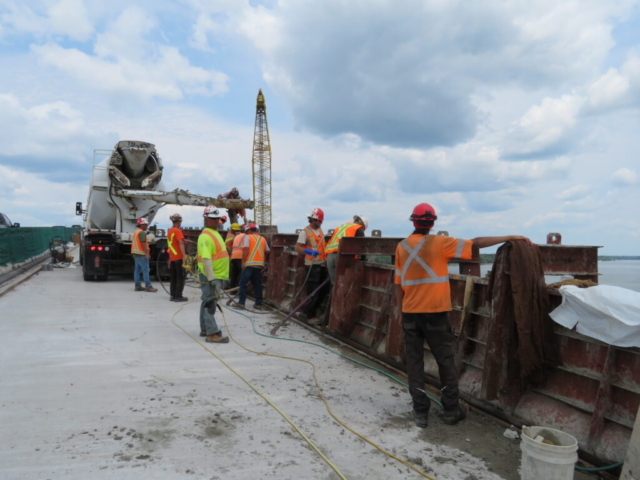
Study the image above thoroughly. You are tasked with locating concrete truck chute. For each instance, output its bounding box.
[77,140,253,281]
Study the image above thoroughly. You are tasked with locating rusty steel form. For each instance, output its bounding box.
[263,234,639,466]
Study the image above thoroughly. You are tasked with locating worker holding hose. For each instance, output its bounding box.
[167,213,187,302]
[197,206,230,344]
[395,203,532,428]
[294,208,329,325]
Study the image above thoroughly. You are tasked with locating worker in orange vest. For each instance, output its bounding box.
[131,217,157,292]
[294,208,328,325]
[237,224,269,310]
[325,215,368,283]
[226,223,244,289]
[395,203,531,428]
[167,213,187,302]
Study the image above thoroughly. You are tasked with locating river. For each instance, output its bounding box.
[450,260,640,292]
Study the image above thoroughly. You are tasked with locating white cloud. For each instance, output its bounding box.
[31,7,228,102]
[556,184,590,200]
[0,0,93,41]
[612,167,638,186]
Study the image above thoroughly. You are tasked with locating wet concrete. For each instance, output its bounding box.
[0,261,597,479]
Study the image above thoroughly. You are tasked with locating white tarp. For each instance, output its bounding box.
[549,285,640,348]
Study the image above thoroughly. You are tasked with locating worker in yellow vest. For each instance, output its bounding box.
[236,223,270,310]
[197,206,230,344]
[325,215,368,283]
[226,223,244,289]
[294,208,328,325]
[167,213,187,302]
[131,217,157,292]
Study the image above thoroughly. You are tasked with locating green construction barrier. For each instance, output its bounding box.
[0,227,79,266]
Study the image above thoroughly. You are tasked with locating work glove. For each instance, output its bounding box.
[184,254,193,265]
[209,280,220,296]
[303,248,320,257]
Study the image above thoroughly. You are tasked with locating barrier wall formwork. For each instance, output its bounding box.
[264,234,639,466]
[0,227,78,267]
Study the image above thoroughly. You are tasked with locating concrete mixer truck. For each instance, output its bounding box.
[76,140,253,281]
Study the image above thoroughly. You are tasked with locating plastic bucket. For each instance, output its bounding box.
[520,426,578,480]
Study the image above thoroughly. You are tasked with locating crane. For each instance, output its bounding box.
[251,89,272,225]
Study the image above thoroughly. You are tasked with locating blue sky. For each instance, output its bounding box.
[0,0,639,254]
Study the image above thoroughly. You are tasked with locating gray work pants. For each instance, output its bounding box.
[199,274,224,335]
[326,252,338,284]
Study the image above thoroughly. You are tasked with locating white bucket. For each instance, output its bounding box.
[520,426,578,480]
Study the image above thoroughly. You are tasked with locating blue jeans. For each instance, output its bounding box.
[199,274,223,335]
[238,267,263,306]
[133,255,151,287]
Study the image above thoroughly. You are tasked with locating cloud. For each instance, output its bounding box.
[0,0,93,41]
[31,7,228,102]
[612,167,638,186]
[238,0,622,149]
[0,93,112,180]
[587,56,640,111]
[556,184,590,200]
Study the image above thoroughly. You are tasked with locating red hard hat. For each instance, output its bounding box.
[137,217,148,226]
[309,208,324,221]
[410,203,437,228]
[246,223,258,231]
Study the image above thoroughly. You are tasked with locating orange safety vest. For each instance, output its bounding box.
[325,222,361,254]
[225,232,235,252]
[245,233,267,267]
[303,226,326,266]
[231,233,246,260]
[131,228,147,255]
[394,234,472,313]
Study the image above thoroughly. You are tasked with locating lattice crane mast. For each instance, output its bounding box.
[251,89,272,225]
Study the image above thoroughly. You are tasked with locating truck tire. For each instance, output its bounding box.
[96,274,108,281]
[83,272,93,281]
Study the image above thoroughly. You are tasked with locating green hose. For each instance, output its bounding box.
[225,304,443,408]
[575,461,623,472]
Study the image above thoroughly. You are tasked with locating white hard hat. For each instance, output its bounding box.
[354,215,368,230]
[203,206,224,219]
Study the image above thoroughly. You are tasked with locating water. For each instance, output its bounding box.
[449,260,640,292]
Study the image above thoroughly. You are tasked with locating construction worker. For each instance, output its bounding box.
[227,223,244,289]
[294,208,328,325]
[197,206,230,344]
[131,218,157,292]
[167,214,188,302]
[395,203,532,428]
[325,215,368,283]
[217,187,247,225]
[237,223,269,310]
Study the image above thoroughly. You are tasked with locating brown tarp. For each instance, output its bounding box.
[484,240,560,408]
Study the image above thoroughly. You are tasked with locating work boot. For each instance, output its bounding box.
[135,285,144,292]
[205,334,229,344]
[174,296,188,302]
[169,296,175,301]
[411,410,429,428]
[199,330,207,337]
[296,312,307,321]
[441,405,467,425]
[308,317,322,326]
[144,286,158,292]
[253,304,262,310]
[232,302,245,310]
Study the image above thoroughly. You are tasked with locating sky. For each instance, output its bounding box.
[0,0,639,255]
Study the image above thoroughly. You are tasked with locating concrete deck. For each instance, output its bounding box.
[0,261,594,479]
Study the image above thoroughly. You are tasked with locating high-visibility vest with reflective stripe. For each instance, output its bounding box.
[167,227,184,261]
[197,228,229,279]
[396,236,450,287]
[394,234,471,313]
[325,222,361,254]
[225,233,234,252]
[303,226,326,266]
[131,228,147,255]
[231,233,246,260]
[245,234,267,267]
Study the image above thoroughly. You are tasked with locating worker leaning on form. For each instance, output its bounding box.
[294,208,329,326]
[167,213,188,302]
[131,218,157,293]
[218,187,247,225]
[226,223,244,289]
[394,203,532,429]
[325,215,368,284]
[196,206,230,344]
[236,223,270,310]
